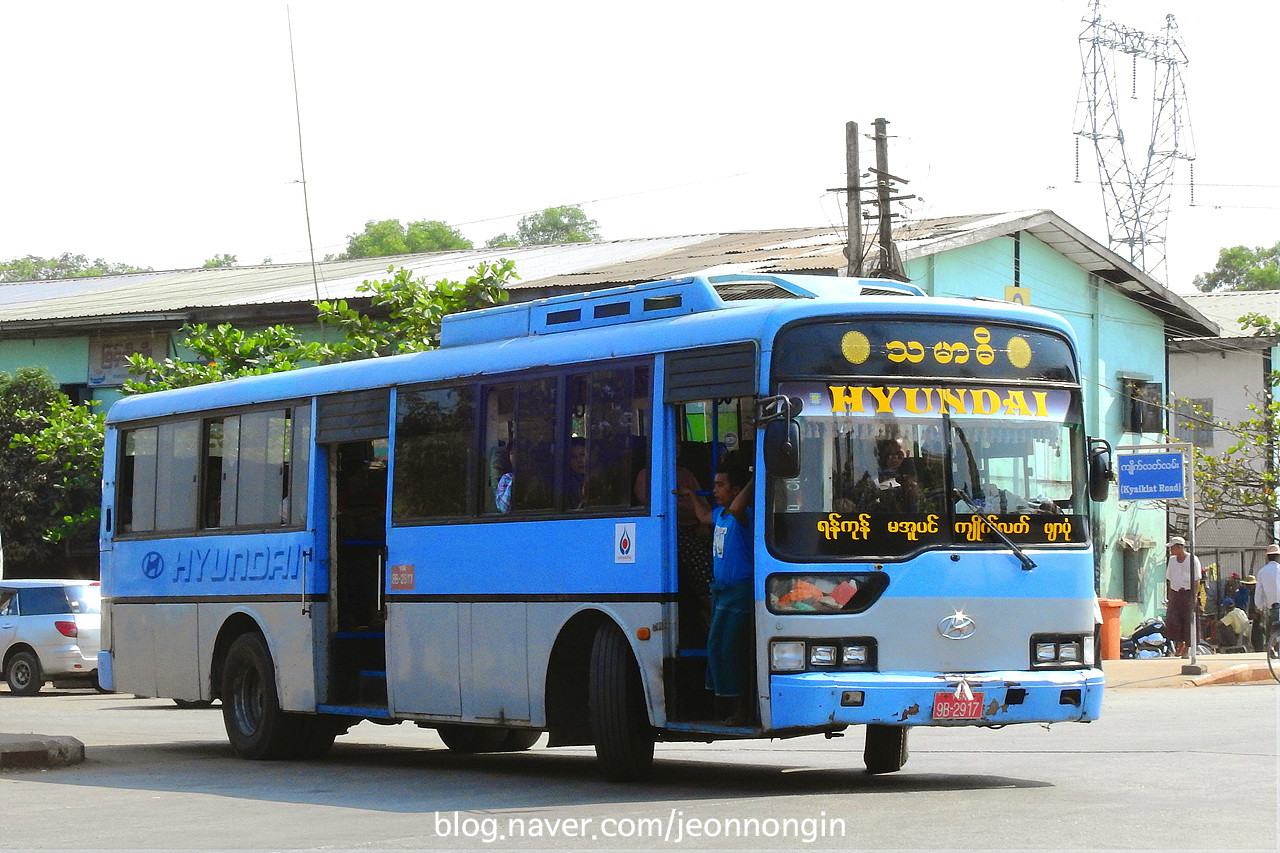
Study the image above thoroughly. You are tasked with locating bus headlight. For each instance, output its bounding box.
[809,645,838,666]
[1031,634,1089,668]
[771,638,877,673]
[770,641,807,672]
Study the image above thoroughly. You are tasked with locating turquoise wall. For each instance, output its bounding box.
[0,337,91,383]
[907,234,1168,632]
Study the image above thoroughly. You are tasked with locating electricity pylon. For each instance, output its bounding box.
[1074,0,1195,283]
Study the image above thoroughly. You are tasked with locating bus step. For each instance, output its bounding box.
[358,670,388,704]
[317,703,392,719]
[662,721,758,738]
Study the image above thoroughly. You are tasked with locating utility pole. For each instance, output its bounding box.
[866,118,912,282]
[845,121,863,277]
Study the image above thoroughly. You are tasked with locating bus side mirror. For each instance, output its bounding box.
[1088,439,1112,502]
[763,397,803,479]
[764,419,801,479]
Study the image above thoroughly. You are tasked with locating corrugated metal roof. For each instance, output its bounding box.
[1182,290,1280,337]
[0,211,1218,336]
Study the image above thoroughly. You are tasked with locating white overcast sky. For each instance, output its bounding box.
[3,0,1277,293]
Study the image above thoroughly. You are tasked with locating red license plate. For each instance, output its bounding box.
[932,690,985,720]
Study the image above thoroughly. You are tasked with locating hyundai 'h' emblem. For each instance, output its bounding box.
[938,610,976,640]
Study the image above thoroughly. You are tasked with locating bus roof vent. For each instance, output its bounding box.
[712,281,801,301]
[855,282,926,297]
[440,276,727,347]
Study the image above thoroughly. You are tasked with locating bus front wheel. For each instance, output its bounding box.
[588,622,655,782]
[221,632,301,760]
[863,724,910,774]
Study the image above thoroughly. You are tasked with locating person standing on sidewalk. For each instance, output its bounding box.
[1256,544,1280,640]
[1165,536,1201,657]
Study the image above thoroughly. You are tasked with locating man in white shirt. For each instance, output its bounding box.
[1165,536,1201,657]
[1256,543,1280,633]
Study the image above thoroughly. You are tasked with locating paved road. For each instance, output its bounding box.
[0,685,1275,850]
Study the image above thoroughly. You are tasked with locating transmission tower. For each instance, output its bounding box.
[1074,0,1195,283]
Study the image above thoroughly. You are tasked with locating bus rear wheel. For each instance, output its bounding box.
[863,724,910,774]
[588,622,655,782]
[221,632,302,760]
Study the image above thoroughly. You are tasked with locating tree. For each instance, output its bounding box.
[1192,242,1280,292]
[124,323,321,394]
[335,219,473,260]
[312,260,515,361]
[1184,312,1279,538]
[484,233,519,249]
[203,254,238,268]
[514,205,599,245]
[0,369,103,573]
[0,253,149,282]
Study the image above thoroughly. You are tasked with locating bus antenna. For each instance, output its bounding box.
[287,7,324,311]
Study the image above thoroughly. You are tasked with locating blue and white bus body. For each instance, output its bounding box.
[98,272,1104,778]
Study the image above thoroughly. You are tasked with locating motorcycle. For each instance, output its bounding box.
[1120,616,1174,659]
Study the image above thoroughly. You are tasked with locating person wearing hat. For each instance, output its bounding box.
[1164,536,1201,657]
[1215,597,1251,652]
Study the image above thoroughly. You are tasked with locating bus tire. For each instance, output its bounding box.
[863,724,910,774]
[220,632,300,760]
[5,650,42,696]
[588,622,655,782]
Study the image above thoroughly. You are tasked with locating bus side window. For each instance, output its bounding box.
[484,379,555,514]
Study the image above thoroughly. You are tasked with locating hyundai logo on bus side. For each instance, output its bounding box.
[938,610,976,640]
[142,551,166,579]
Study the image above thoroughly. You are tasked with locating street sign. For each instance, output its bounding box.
[1116,451,1186,500]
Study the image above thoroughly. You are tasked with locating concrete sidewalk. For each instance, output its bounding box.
[1103,651,1277,689]
[2,657,1275,771]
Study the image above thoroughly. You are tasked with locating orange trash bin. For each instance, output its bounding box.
[1098,598,1127,661]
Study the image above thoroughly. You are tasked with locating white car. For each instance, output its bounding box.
[0,580,101,695]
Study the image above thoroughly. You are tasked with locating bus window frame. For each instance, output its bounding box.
[110,398,313,540]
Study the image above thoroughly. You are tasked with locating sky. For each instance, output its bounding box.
[3,0,1278,294]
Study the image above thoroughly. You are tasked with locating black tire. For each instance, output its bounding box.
[864,724,910,774]
[5,650,43,696]
[220,632,301,760]
[588,622,655,782]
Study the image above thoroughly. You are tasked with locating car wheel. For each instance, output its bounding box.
[5,650,43,696]
[864,723,910,774]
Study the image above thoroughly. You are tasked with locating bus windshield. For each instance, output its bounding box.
[769,319,1087,560]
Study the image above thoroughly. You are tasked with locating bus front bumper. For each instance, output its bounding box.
[768,668,1104,729]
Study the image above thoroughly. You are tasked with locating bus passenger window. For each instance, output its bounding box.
[393,386,474,520]
[484,379,555,514]
[567,366,651,512]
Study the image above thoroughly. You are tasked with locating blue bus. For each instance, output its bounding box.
[98,272,1112,780]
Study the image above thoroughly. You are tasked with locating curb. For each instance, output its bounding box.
[1185,663,1276,687]
[0,734,85,770]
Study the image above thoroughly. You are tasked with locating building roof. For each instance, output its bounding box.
[0,209,1218,337]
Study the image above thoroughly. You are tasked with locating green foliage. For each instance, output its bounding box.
[0,253,149,282]
[1192,242,1280,292]
[203,254,238,268]
[124,323,321,394]
[337,219,473,259]
[313,260,516,360]
[0,369,103,566]
[485,233,519,248]
[1184,312,1280,537]
[515,205,599,245]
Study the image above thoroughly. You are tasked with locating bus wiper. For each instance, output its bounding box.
[980,515,1037,571]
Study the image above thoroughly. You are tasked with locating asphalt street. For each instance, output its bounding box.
[0,682,1275,851]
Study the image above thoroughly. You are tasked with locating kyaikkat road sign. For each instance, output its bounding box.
[1116,451,1186,501]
